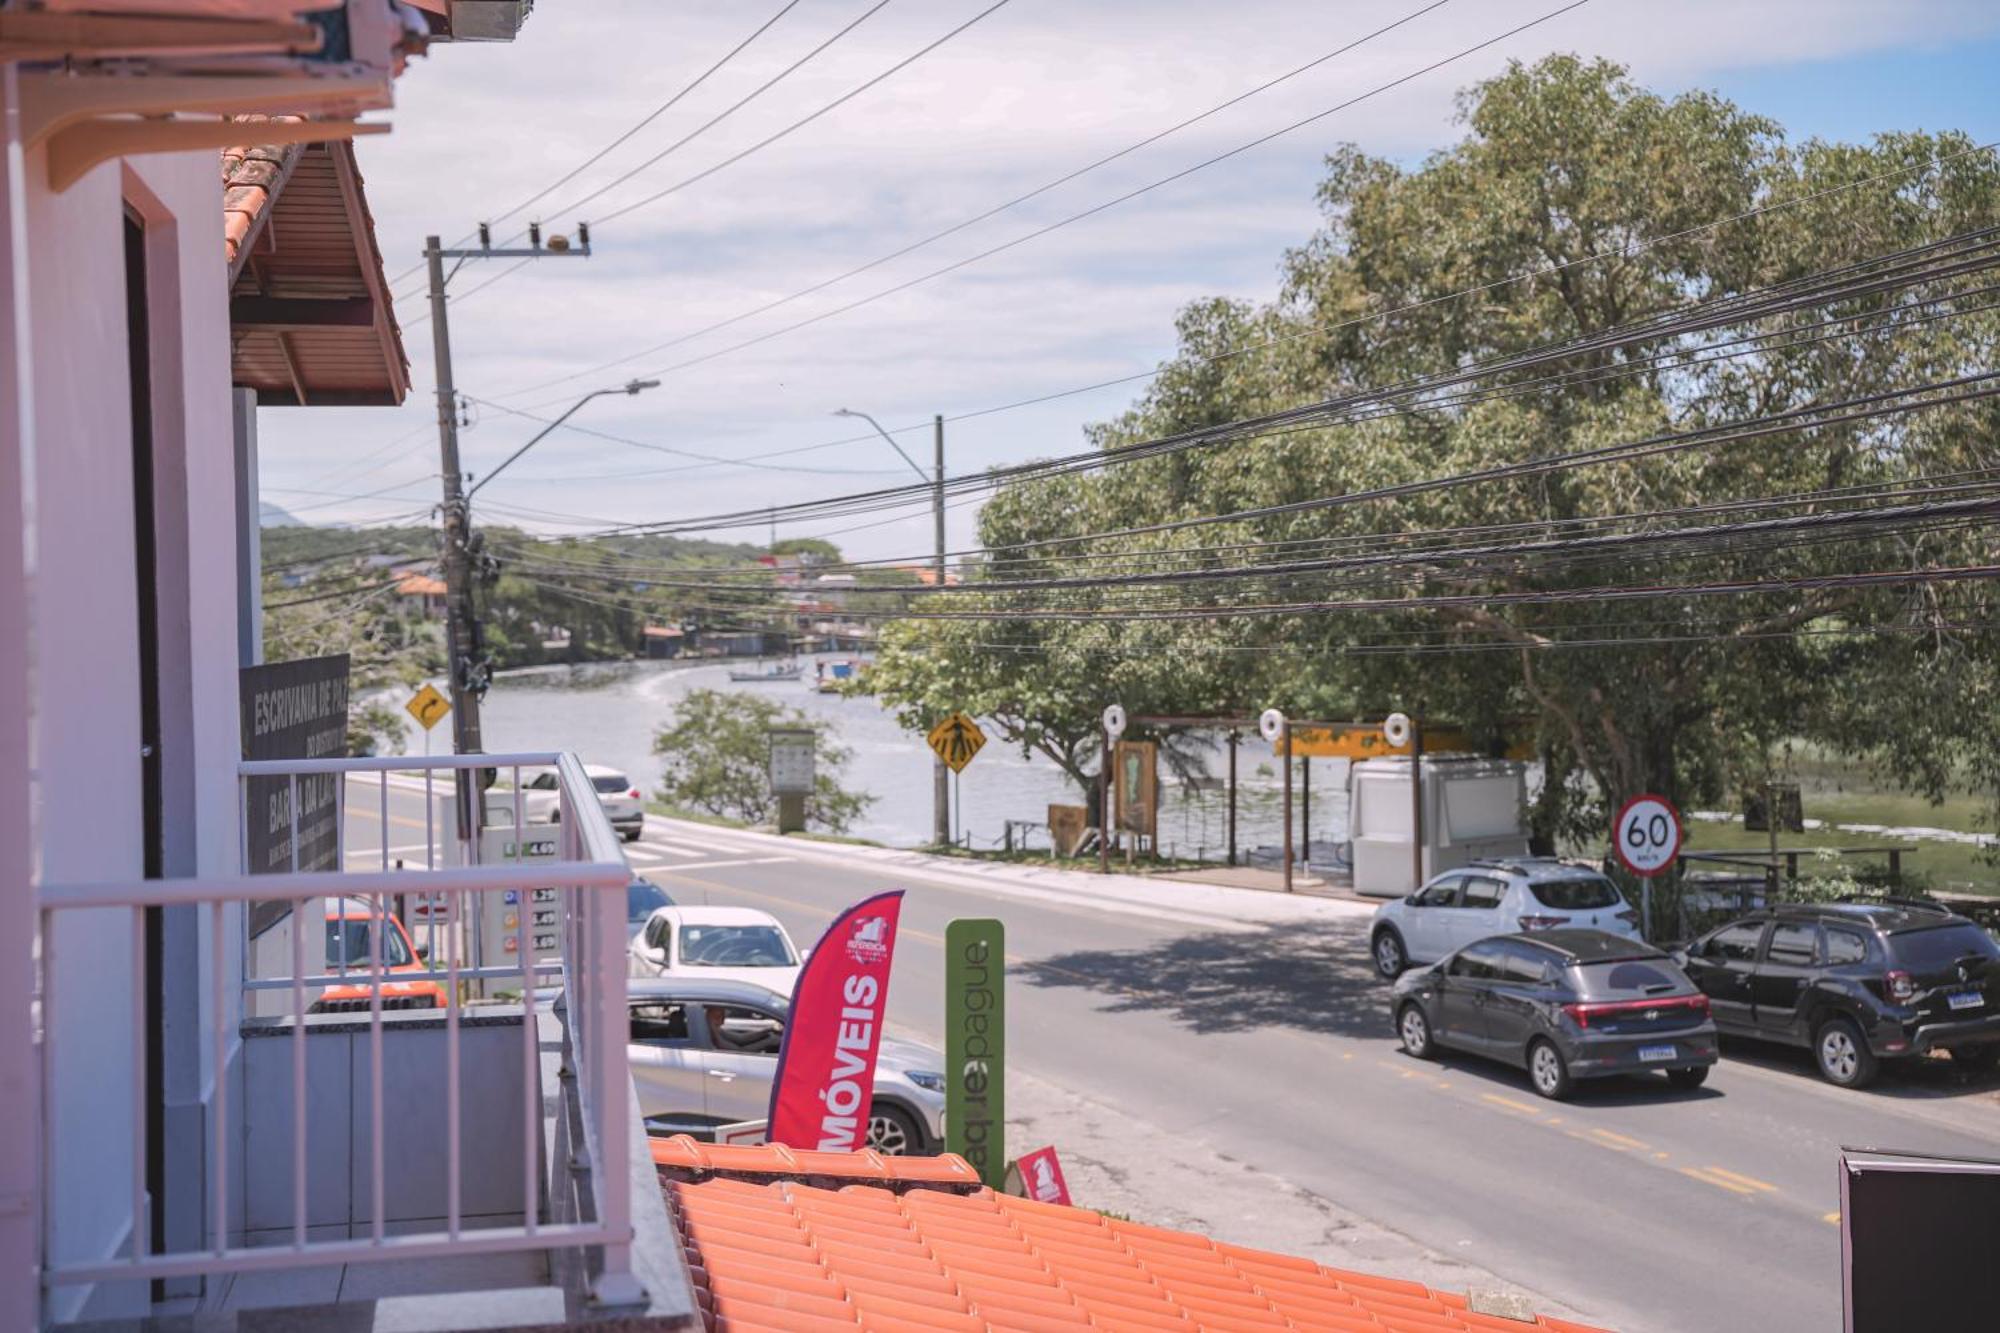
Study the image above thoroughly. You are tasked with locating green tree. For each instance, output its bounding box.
[868,54,2000,849]
[652,689,872,834]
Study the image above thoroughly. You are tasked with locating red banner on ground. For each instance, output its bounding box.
[766,890,904,1152]
[1017,1146,1072,1205]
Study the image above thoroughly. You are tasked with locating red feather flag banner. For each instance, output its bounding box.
[766,890,905,1151]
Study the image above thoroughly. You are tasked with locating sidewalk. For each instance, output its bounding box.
[650,816,1378,933]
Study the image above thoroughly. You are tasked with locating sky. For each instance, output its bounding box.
[261,0,2000,564]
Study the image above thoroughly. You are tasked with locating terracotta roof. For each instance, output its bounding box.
[394,572,447,597]
[645,624,687,638]
[650,1137,1607,1333]
[224,120,409,407]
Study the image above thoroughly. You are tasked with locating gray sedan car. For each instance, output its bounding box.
[1390,930,1719,1099]
[627,977,945,1154]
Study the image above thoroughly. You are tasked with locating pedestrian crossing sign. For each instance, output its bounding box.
[927,712,986,773]
[405,683,450,731]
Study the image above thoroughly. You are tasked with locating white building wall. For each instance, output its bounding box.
[22,135,243,1321]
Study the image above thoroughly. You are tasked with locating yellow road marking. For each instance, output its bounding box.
[1478,1093,1542,1117]
[1824,1211,1841,1226]
[1589,1128,1652,1151]
[342,803,431,832]
[1703,1166,1779,1194]
[1679,1166,1763,1196]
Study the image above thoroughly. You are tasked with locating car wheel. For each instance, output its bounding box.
[620,828,640,843]
[864,1101,923,1157]
[1814,1016,1878,1089]
[1372,928,1408,980]
[1666,1066,1709,1091]
[1528,1040,1573,1100]
[1397,1003,1434,1059]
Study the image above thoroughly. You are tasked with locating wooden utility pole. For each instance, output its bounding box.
[933,415,950,848]
[1227,730,1238,867]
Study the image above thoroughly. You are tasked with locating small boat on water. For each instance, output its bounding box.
[729,663,803,683]
[814,658,864,693]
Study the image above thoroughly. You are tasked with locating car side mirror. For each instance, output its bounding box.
[414,942,431,962]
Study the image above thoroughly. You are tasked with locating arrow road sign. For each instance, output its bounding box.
[927,712,986,773]
[405,683,450,731]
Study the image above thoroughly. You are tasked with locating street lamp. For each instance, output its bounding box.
[468,377,660,499]
[439,376,661,781]
[833,407,950,848]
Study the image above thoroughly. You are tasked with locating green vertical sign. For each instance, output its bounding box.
[945,918,1005,1186]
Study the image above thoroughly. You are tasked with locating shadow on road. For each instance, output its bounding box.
[1716,1034,2000,1101]
[1019,918,1387,1038]
[1404,1045,1728,1106]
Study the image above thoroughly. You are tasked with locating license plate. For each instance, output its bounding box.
[1948,991,1984,1011]
[1638,1045,1678,1062]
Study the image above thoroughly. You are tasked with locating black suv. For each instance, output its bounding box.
[1676,901,2000,1087]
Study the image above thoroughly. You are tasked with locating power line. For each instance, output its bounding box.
[587,234,2000,538]
[487,1,807,233]
[505,0,1461,398]
[527,0,1593,399]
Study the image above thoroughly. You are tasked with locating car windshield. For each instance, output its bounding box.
[627,880,672,922]
[1528,876,1622,910]
[326,918,412,969]
[1888,924,2000,970]
[593,774,632,794]
[1569,958,1687,998]
[678,924,796,967]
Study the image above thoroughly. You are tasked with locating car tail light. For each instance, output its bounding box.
[1562,995,1708,1028]
[629,788,641,799]
[1519,915,1566,931]
[1617,909,1640,927]
[1887,970,1916,1003]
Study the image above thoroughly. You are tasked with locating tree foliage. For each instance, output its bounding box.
[870,56,2000,846]
[652,689,873,834]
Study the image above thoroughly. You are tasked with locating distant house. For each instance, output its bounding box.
[642,624,684,659]
[392,570,446,617]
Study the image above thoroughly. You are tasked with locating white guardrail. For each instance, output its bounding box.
[34,753,640,1306]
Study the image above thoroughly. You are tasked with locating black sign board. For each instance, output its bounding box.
[240,655,351,933]
[1841,1148,1996,1331]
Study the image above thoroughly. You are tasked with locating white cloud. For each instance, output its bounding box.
[261,0,2000,557]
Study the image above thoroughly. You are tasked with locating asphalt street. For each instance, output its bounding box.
[344,781,2000,1333]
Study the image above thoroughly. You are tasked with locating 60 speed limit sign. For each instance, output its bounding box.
[1613,793,1682,877]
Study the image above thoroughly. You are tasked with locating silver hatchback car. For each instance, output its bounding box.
[1370,858,1641,979]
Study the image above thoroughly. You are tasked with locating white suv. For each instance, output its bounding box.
[506,764,645,842]
[1369,858,1641,979]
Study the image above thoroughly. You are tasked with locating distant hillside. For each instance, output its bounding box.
[259,501,306,527]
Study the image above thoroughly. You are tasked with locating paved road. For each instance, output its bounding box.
[623,818,2000,1333]
[339,783,1999,1332]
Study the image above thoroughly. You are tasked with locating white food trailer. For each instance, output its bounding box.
[1348,755,1530,897]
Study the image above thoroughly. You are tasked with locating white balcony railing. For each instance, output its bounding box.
[34,751,641,1312]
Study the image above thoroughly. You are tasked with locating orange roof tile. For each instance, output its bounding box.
[648,1137,1606,1332]
[394,572,447,597]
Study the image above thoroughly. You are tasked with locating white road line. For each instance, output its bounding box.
[642,842,707,859]
[667,857,793,872]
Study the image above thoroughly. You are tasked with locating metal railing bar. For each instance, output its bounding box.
[240,753,564,775]
[514,767,536,1237]
[378,771,388,871]
[291,895,306,1248]
[43,1221,619,1285]
[39,905,56,1276]
[369,892,384,1244]
[210,901,227,1258]
[129,905,145,1266]
[39,861,628,910]
[447,868,462,1241]
[242,962,562,992]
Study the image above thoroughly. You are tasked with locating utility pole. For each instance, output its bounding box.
[832,406,951,848]
[932,414,949,849]
[426,223,592,828]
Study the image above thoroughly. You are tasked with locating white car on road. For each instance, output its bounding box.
[503,764,645,842]
[628,978,943,1155]
[629,905,804,995]
[1369,857,1641,979]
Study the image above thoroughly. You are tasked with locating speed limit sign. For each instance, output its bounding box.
[1613,794,1682,877]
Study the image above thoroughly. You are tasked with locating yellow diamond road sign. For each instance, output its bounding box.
[406,683,451,731]
[927,712,986,773]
